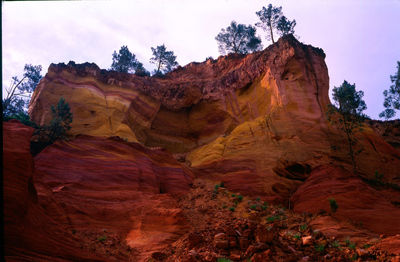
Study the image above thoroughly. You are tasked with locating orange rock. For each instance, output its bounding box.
[302,236,312,246]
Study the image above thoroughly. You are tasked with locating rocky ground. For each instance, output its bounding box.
[152,179,399,262]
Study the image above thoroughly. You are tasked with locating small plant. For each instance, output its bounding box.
[229,207,235,212]
[237,195,243,202]
[220,182,225,188]
[315,243,325,253]
[256,197,261,202]
[299,224,307,231]
[373,170,385,186]
[294,234,301,240]
[215,184,220,191]
[217,258,233,262]
[329,198,338,213]
[261,204,267,211]
[363,244,372,249]
[345,238,356,250]
[98,235,107,242]
[222,204,227,209]
[267,215,280,222]
[231,194,236,197]
[332,240,340,248]
[250,204,258,210]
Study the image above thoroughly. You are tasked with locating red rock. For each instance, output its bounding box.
[32,135,193,260]
[214,233,229,249]
[302,236,312,245]
[251,249,271,262]
[255,225,275,244]
[3,121,102,261]
[292,165,400,235]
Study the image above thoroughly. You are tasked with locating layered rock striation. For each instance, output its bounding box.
[5,35,398,260]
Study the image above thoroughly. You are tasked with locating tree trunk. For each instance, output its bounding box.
[269,17,275,43]
[343,115,357,174]
[157,59,161,75]
[270,25,275,43]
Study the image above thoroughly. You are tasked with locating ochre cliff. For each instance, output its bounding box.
[29,35,400,200]
[4,35,399,260]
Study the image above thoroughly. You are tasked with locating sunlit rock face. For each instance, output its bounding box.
[29,35,399,202]
[29,35,329,153]
[25,35,400,259]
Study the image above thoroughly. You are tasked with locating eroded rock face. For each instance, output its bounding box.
[29,35,329,154]
[3,121,102,261]
[14,34,400,259]
[291,165,400,235]
[33,135,193,260]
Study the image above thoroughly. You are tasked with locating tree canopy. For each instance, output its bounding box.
[215,21,262,55]
[380,61,400,119]
[3,64,42,118]
[328,80,367,173]
[111,45,149,76]
[255,4,296,43]
[31,97,73,155]
[277,16,296,37]
[149,44,179,75]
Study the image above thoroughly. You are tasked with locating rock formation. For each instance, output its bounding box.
[4,35,399,261]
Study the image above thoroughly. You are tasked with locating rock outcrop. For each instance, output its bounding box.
[4,35,399,260]
[3,121,102,261]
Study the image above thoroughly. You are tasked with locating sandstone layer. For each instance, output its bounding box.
[4,121,193,261]
[5,35,398,260]
[3,121,102,261]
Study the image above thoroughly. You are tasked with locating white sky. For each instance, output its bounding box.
[2,0,400,119]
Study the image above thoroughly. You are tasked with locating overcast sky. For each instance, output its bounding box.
[2,0,400,119]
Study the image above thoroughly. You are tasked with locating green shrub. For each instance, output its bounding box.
[329,198,338,213]
[267,215,280,222]
[98,235,107,242]
[300,224,307,231]
[332,240,340,248]
[229,207,235,212]
[217,258,233,262]
[250,204,257,210]
[315,243,325,253]
[30,97,73,155]
[4,111,38,128]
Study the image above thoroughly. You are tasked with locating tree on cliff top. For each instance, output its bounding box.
[3,64,42,120]
[327,80,367,174]
[149,44,179,76]
[110,45,149,76]
[380,61,400,119]
[215,21,262,55]
[255,4,296,44]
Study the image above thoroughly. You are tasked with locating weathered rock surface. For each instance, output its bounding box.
[292,165,400,235]
[3,121,193,261]
[369,119,400,149]
[4,35,399,260]
[33,135,193,260]
[3,121,102,261]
